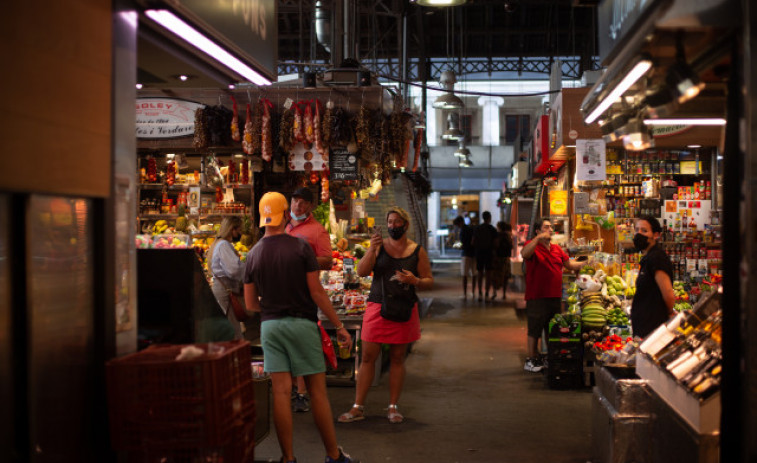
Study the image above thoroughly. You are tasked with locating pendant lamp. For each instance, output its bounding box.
[415,0,467,7]
[433,70,465,110]
[442,113,465,141]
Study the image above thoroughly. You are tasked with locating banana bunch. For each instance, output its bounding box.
[152,220,169,234]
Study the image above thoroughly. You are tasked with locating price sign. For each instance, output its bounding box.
[329,147,358,180]
[342,258,355,272]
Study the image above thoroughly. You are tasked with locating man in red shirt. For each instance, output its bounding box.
[521,218,585,372]
[286,187,334,411]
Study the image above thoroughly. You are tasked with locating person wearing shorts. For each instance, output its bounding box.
[520,218,586,372]
[472,211,498,301]
[244,192,357,463]
[455,216,477,299]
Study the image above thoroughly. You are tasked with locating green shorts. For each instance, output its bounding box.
[261,317,325,377]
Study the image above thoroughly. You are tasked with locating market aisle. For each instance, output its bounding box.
[255,269,593,463]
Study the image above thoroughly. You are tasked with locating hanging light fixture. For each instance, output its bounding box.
[621,117,653,151]
[414,0,467,8]
[433,70,465,109]
[442,113,465,141]
[458,155,473,168]
[666,32,705,105]
[453,142,470,158]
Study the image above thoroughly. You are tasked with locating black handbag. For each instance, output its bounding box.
[380,278,416,322]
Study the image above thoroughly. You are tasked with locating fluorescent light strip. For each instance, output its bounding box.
[145,9,271,86]
[585,59,652,124]
[643,118,727,126]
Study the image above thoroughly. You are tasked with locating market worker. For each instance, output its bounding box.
[338,206,433,424]
[287,186,333,271]
[630,216,675,338]
[286,186,333,413]
[243,192,357,463]
[207,216,248,340]
[521,218,587,372]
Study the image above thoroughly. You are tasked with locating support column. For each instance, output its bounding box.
[478,96,504,146]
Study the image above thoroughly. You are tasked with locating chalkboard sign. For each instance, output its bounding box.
[329,147,358,181]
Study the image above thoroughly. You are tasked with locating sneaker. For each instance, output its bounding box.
[293,393,310,412]
[524,357,544,373]
[325,447,359,463]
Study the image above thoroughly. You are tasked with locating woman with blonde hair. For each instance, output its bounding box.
[207,216,247,339]
[338,206,433,424]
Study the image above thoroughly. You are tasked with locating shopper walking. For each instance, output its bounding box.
[207,216,248,340]
[491,221,514,301]
[630,216,676,338]
[244,192,357,463]
[338,206,433,424]
[472,211,498,301]
[454,215,477,299]
[286,186,334,413]
[521,218,586,372]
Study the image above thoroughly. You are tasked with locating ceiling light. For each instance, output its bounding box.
[503,196,512,205]
[643,118,726,126]
[453,144,470,158]
[433,70,464,109]
[228,84,236,90]
[442,113,465,141]
[687,144,702,149]
[600,113,630,142]
[458,155,473,168]
[666,62,705,104]
[145,9,271,86]
[415,0,467,7]
[643,87,677,119]
[622,118,653,151]
[136,83,143,89]
[179,75,189,81]
[584,57,653,124]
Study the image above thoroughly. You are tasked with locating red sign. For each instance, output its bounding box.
[533,115,565,175]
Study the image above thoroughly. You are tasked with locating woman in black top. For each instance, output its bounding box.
[630,216,676,338]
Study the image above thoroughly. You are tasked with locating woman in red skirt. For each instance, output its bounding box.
[337,207,433,424]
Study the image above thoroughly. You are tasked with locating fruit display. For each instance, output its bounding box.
[673,280,689,301]
[591,334,640,366]
[568,261,633,332]
[606,306,630,326]
[153,234,189,249]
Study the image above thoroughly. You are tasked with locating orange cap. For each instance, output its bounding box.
[259,192,288,227]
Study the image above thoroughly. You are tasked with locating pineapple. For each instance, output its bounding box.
[175,204,188,233]
[240,215,253,247]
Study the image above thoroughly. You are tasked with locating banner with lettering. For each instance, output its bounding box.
[576,139,607,181]
[136,98,205,139]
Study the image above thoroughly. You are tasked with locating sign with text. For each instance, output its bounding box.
[576,139,607,181]
[329,147,359,180]
[549,190,568,216]
[574,192,590,215]
[136,98,204,139]
[288,143,328,171]
[172,0,278,80]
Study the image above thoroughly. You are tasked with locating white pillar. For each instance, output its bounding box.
[478,96,504,146]
[427,191,440,250]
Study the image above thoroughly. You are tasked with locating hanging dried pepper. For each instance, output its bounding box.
[304,100,315,145]
[230,96,241,142]
[193,107,208,149]
[279,106,295,152]
[293,102,305,143]
[242,103,254,154]
[413,128,423,172]
[322,101,334,146]
[241,158,250,184]
[356,104,370,148]
[261,98,274,162]
[314,100,326,156]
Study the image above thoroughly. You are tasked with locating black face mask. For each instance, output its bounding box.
[387,226,406,240]
[632,233,649,252]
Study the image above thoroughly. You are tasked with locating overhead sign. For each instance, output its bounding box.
[650,125,692,138]
[136,98,204,139]
[532,115,551,175]
[171,0,278,81]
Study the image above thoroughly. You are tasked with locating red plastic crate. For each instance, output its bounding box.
[106,341,255,451]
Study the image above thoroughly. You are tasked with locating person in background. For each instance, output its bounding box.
[454,216,477,300]
[491,221,514,301]
[630,216,675,338]
[338,207,433,424]
[286,186,334,413]
[207,216,247,339]
[521,218,586,372]
[472,211,498,301]
[244,192,357,463]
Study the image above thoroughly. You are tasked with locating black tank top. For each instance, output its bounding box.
[367,244,421,304]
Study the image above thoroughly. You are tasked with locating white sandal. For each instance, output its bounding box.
[387,404,404,423]
[337,404,365,423]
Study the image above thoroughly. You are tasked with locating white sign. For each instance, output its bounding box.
[576,139,607,181]
[136,98,204,139]
[288,143,329,171]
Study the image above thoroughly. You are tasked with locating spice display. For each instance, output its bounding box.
[242,103,254,155]
[304,100,315,145]
[293,102,305,143]
[314,100,326,156]
[230,96,241,142]
[261,99,273,162]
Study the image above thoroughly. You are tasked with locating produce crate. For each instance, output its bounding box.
[106,340,256,451]
[547,340,582,361]
[547,358,584,389]
[548,320,581,340]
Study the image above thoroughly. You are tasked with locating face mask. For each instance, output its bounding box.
[291,211,308,222]
[387,226,406,240]
[633,233,649,252]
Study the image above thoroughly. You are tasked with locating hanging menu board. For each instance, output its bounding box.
[329,147,358,181]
